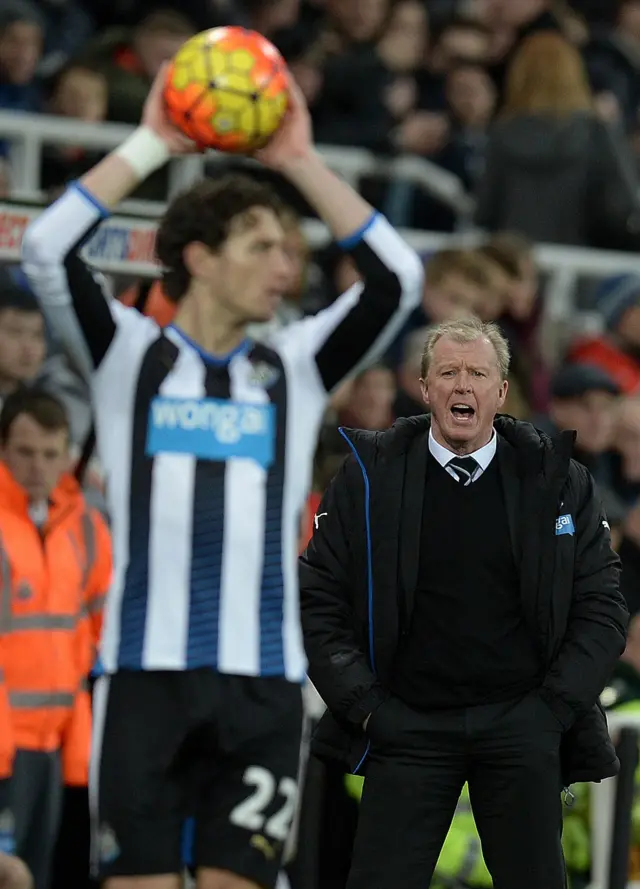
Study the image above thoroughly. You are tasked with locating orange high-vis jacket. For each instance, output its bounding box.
[0,463,112,786]
[119,280,176,327]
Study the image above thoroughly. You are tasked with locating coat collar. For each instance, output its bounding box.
[340,413,576,479]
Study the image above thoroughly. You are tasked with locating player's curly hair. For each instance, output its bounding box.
[155,174,284,303]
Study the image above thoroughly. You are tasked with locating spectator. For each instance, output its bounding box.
[241,0,300,39]
[569,274,640,395]
[0,389,111,889]
[395,325,431,418]
[0,272,93,447]
[337,364,396,430]
[473,245,513,321]
[0,1,43,117]
[36,0,94,80]
[386,247,495,367]
[437,62,496,188]
[0,279,46,408]
[41,62,108,191]
[324,0,390,52]
[476,32,640,250]
[313,0,430,153]
[540,363,621,498]
[583,0,640,134]
[87,8,194,124]
[613,395,640,505]
[419,15,492,112]
[480,0,561,97]
[480,232,550,413]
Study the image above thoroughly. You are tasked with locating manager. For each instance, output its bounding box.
[299,317,629,889]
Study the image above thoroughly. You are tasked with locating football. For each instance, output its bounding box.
[163,26,289,153]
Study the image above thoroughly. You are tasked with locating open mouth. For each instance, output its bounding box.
[450,403,475,421]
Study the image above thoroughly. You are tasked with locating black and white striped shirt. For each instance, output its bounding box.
[21,183,423,681]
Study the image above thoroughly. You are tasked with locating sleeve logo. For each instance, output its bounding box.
[555,514,575,536]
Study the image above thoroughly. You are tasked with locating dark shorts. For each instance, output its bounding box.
[90,669,303,885]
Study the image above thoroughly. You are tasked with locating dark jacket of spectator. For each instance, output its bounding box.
[476,33,640,250]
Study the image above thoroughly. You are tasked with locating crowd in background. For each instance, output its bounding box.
[3,0,640,887]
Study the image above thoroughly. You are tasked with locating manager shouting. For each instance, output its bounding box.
[300,317,628,889]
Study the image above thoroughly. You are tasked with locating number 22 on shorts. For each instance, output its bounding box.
[229,766,298,844]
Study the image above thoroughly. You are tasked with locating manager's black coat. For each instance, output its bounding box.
[300,415,629,786]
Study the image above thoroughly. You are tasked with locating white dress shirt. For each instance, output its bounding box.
[428,428,497,484]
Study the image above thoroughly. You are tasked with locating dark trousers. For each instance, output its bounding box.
[347,692,566,889]
[11,749,63,889]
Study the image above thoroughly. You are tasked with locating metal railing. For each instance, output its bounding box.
[590,711,640,889]
[0,110,474,222]
[4,111,640,354]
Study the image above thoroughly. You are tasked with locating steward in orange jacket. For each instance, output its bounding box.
[0,392,112,789]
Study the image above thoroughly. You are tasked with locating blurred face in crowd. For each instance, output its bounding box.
[422,334,508,453]
[377,0,428,72]
[616,398,640,481]
[54,68,107,121]
[135,26,192,79]
[506,254,538,320]
[0,20,42,85]
[257,0,300,33]
[0,309,46,392]
[423,272,481,323]
[52,67,108,122]
[328,0,389,43]
[1,413,69,503]
[446,65,496,128]
[618,1,640,41]
[432,25,490,71]
[479,0,547,28]
[550,390,619,455]
[474,273,508,322]
[347,366,396,430]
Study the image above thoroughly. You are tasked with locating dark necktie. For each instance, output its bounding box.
[447,456,479,486]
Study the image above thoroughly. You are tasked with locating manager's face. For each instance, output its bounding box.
[421,334,508,453]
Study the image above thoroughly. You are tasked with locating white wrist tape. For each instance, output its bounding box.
[114,126,171,179]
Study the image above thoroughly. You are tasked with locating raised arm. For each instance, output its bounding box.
[21,68,193,372]
[262,87,424,391]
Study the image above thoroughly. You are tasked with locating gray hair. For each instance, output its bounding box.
[420,317,511,380]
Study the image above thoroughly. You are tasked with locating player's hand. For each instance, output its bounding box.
[141,64,201,155]
[254,75,313,172]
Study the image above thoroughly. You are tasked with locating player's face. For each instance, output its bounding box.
[213,207,291,324]
[1,414,69,504]
[421,335,507,453]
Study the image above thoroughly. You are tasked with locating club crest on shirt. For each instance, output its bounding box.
[247,360,280,389]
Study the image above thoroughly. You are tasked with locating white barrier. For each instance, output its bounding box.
[3,200,640,354]
[589,712,640,889]
[0,110,473,219]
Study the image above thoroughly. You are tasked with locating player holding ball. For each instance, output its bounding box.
[21,27,424,889]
